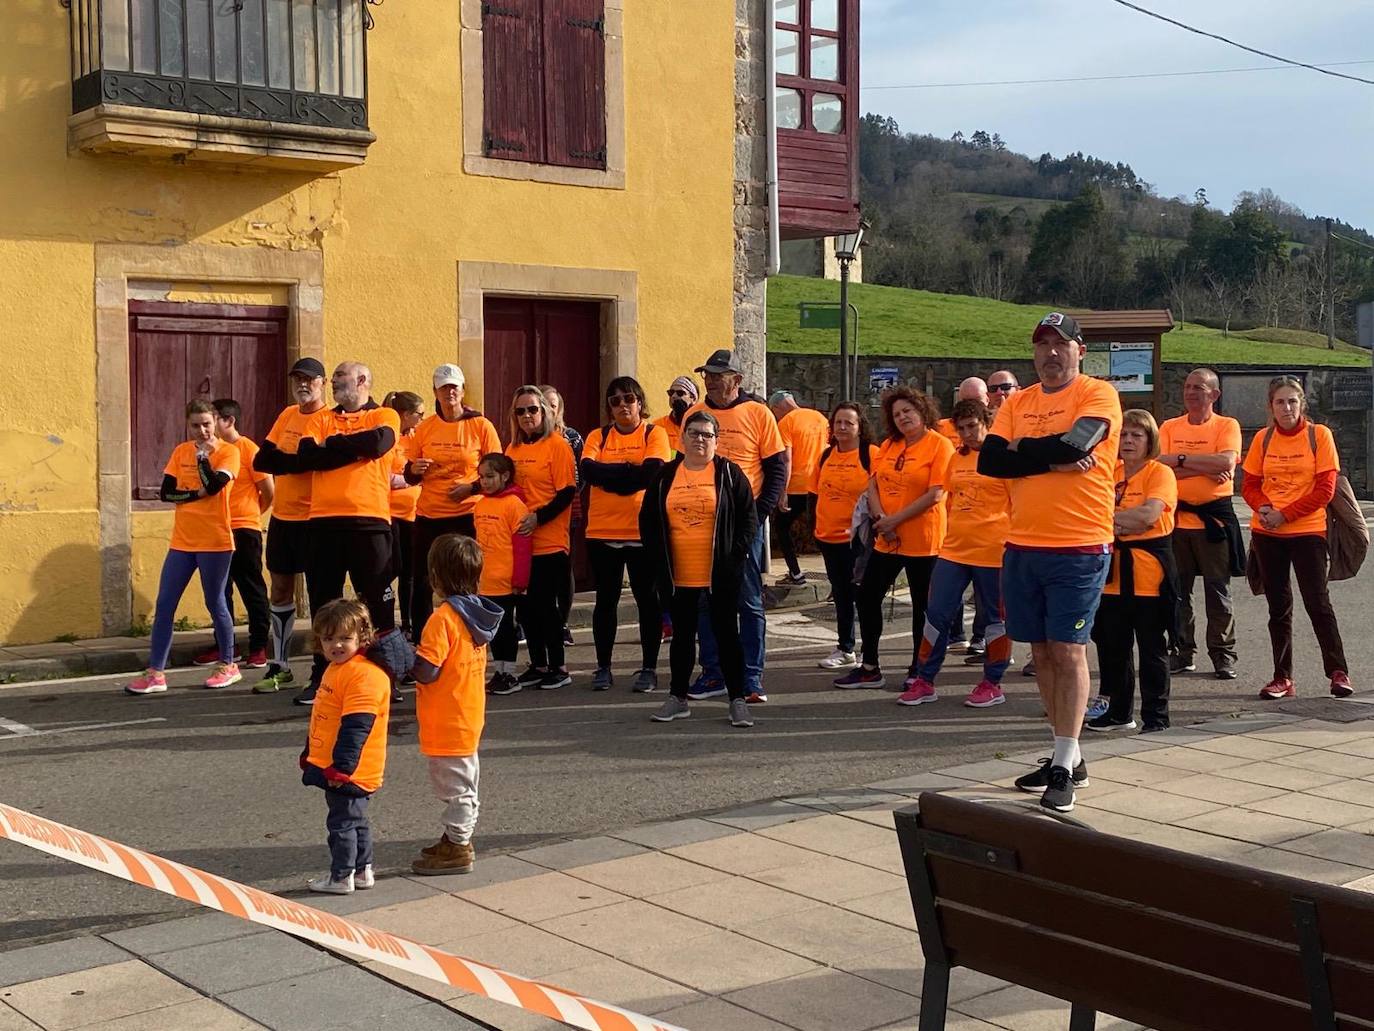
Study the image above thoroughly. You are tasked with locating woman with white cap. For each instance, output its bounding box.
[405,364,502,633]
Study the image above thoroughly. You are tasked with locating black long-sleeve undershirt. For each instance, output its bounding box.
[755,451,787,519]
[294,426,397,472]
[159,458,231,503]
[580,457,665,495]
[978,421,1107,479]
[534,485,576,525]
[253,439,299,476]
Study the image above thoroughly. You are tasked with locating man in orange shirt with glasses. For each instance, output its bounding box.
[979,313,1122,813]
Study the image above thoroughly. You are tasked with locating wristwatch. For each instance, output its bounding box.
[1177,453,1187,467]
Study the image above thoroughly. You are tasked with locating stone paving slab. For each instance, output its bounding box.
[103,913,265,957]
[0,939,132,989]
[2,960,199,1030]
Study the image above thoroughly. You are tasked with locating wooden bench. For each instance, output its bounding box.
[894,791,1374,1031]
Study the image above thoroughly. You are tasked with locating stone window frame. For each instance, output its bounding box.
[456,260,637,411]
[458,0,627,190]
[94,243,323,635]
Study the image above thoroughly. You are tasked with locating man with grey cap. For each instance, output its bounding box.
[768,389,829,586]
[252,356,329,694]
[653,375,699,455]
[681,349,787,703]
[404,363,502,632]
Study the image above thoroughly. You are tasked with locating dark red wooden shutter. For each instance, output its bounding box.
[129,321,189,500]
[543,0,606,169]
[483,0,546,161]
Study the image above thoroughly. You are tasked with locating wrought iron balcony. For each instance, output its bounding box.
[65,0,375,170]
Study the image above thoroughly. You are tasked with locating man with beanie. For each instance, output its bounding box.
[654,376,699,454]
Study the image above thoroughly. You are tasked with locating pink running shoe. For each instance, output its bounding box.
[205,663,243,689]
[964,680,1005,708]
[124,670,167,695]
[897,676,937,706]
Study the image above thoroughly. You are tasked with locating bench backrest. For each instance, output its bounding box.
[895,792,1374,1031]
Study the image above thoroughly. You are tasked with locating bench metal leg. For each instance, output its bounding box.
[918,962,950,1031]
[1068,1003,1096,1031]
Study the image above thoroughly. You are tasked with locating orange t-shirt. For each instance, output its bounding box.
[264,405,323,522]
[666,463,717,587]
[306,654,389,793]
[682,398,785,499]
[1159,414,1241,531]
[582,422,673,541]
[389,434,421,522]
[936,418,961,447]
[941,448,1011,568]
[1105,460,1177,597]
[653,414,683,455]
[165,440,240,552]
[414,603,487,757]
[811,445,878,544]
[307,404,401,521]
[779,407,831,496]
[473,491,530,595]
[872,433,954,557]
[227,436,269,531]
[990,375,1122,549]
[506,433,577,555]
[411,413,503,520]
[1241,422,1340,537]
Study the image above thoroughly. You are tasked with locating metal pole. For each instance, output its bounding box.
[1326,218,1336,350]
[839,256,851,400]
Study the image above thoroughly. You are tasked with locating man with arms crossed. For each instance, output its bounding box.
[979,313,1122,812]
[252,358,328,694]
[1158,368,1242,680]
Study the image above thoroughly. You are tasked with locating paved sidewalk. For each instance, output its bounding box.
[5,710,1373,1030]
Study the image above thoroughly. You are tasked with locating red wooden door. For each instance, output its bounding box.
[483,297,602,585]
[128,301,289,500]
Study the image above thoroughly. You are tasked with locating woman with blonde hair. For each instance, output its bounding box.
[1241,376,1351,699]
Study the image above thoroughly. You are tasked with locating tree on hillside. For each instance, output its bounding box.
[1023,187,1129,307]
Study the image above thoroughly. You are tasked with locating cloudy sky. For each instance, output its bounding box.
[859,0,1374,231]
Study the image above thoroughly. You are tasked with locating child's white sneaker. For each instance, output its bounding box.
[354,865,375,889]
[307,871,354,894]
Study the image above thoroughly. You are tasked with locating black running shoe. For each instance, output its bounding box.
[1015,757,1088,792]
[515,665,547,689]
[1086,714,1137,733]
[292,682,319,707]
[1040,764,1076,813]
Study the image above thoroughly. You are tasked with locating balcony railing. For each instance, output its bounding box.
[67,0,370,132]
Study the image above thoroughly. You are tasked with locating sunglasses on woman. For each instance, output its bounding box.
[608,393,639,407]
[514,405,541,416]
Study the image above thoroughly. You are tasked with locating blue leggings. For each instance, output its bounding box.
[149,549,234,671]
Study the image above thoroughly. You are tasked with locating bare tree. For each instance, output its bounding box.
[1201,268,1252,337]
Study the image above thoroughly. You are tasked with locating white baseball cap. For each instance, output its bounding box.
[433,364,465,389]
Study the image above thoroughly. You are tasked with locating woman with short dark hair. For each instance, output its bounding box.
[640,411,758,727]
[580,376,672,692]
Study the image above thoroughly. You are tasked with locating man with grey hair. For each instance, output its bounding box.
[293,360,402,705]
[1157,367,1243,680]
[767,389,829,586]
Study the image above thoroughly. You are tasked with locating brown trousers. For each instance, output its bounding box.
[1250,532,1347,681]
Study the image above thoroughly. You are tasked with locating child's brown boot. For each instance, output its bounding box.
[411,836,474,875]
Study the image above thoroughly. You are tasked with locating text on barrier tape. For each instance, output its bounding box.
[0,803,687,1031]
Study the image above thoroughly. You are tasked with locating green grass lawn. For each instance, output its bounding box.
[768,275,1370,368]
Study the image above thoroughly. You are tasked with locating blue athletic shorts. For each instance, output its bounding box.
[1002,547,1111,645]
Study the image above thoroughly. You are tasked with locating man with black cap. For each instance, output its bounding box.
[252,357,329,693]
[979,313,1122,813]
[681,349,786,703]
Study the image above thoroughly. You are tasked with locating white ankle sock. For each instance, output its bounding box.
[1052,735,1081,770]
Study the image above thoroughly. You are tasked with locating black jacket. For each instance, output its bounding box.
[639,455,757,599]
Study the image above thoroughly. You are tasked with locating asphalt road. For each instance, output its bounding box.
[3,574,1371,951]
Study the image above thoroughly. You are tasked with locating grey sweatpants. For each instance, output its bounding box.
[427,754,480,844]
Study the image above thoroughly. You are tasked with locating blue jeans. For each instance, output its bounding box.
[697,524,766,692]
[917,559,1010,685]
[149,549,234,671]
[325,791,372,880]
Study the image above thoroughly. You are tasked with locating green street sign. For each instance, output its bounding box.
[799,302,842,329]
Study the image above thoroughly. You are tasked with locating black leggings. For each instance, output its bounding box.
[391,519,415,634]
[227,527,271,653]
[588,541,661,670]
[489,594,520,664]
[669,585,745,701]
[307,523,396,687]
[410,514,475,633]
[772,493,809,577]
[520,552,570,670]
[857,552,936,670]
[817,539,857,653]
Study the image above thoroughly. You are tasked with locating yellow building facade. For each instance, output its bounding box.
[0,0,755,644]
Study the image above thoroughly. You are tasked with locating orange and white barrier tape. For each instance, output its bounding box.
[0,803,686,1031]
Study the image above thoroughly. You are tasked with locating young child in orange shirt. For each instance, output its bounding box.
[300,598,390,894]
[470,454,532,696]
[409,534,503,875]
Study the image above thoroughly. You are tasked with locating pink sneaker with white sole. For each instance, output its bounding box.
[897,676,937,706]
[204,663,242,689]
[964,680,1005,708]
[124,670,168,695]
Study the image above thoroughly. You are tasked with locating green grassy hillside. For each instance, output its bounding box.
[767,275,1369,368]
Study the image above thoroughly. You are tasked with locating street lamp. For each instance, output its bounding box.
[833,220,868,401]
